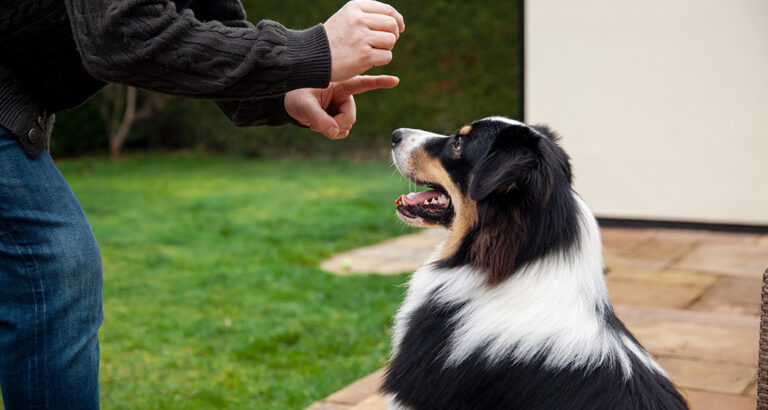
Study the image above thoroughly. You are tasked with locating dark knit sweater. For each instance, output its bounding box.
[0,0,332,158]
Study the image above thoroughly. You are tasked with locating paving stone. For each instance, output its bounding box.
[604,239,695,270]
[614,304,759,329]
[681,389,756,410]
[306,401,352,410]
[621,316,758,365]
[349,394,387,410]
[657,357,756,394]
[325,369,385,405]
[606,277,710,309]
[689,277,761,316]
[320,229,446,275]
[672,243,768,277]
[606,266,720,287]
[601,227,655,252]
[650,229,760,245]
[746,380,757,396]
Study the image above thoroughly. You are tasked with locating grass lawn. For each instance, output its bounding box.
[55,155,416,409]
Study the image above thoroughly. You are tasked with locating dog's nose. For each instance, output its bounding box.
[392,129,405,147]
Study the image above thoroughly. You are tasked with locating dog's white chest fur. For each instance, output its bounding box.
[391,195,663,377]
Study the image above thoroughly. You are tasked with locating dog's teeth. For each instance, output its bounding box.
[423,200,429,205]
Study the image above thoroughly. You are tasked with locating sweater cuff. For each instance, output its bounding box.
[284,24,332,90]
[216,96,297,127]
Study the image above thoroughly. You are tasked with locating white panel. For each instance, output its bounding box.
[525,0,768,225]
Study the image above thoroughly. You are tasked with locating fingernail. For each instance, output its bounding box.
[326,126,339,136]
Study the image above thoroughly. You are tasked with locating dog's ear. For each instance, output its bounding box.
[469,126,552,204]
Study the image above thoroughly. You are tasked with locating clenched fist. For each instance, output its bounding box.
[324,1,405,82]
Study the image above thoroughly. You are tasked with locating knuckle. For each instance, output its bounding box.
[388,16,398,29]
[386,33,397,47]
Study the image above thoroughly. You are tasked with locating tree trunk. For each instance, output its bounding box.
[109,86,137,159]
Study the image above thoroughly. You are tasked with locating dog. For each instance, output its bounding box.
[383,117,688,410]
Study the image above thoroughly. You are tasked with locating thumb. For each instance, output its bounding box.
[303,100,340,138]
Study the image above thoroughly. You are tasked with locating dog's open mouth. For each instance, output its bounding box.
[395,185,453,227]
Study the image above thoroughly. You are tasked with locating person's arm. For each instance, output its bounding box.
[181,1,298,127]
[64,0,331,100]
[215,96,295,127]
[189,0,405,133]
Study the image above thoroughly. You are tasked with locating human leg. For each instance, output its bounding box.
[0,132,103,409]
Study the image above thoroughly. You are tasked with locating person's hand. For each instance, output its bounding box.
[324,1,405,82]
[285,75,399,139]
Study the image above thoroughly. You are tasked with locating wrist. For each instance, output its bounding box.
[284,24,332,90]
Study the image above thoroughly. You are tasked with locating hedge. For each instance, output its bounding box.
[50,0,522,157]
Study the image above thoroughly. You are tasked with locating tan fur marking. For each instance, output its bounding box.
[439,196,477,260]
[408,148,478,260]
[459,125,472,135]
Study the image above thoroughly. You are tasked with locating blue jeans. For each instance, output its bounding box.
[0,127,102,409]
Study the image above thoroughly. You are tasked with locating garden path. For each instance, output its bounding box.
[312,227,768,410]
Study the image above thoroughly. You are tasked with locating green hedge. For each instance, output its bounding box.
[51,0,522,157]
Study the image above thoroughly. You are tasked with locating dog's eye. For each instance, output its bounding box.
[452,137,462,150]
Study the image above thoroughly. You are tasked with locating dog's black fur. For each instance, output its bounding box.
[383,118,688,410]
[384,300,685,410]
[431,122,581,284]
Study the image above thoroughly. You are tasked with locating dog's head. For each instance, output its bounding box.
[392,117,579,283]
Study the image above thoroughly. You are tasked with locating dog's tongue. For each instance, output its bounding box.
[395,190,442,206]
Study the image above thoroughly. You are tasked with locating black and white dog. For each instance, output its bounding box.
[383,117,687,410]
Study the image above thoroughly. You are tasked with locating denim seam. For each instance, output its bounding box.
[0,218,46,409]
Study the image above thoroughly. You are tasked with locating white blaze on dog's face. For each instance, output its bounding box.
[391,117,576,283]
[391,128,460,228]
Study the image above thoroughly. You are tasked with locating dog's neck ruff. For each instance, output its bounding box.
[392,193,662,379]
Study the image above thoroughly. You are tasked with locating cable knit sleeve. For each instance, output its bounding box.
[63,0,331,100]
[183,0,298,127]
[215,96,301,127]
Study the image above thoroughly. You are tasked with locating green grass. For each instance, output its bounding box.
[56,155,417,409]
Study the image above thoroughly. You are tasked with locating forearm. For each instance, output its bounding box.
[64,0,331,100]
[216,97,298,128]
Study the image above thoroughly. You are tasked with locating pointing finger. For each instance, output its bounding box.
[334,75,399,98]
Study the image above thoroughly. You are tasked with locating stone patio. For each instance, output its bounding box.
[311,227,768,410]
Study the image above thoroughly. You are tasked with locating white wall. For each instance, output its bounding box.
[525,0,768,225]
